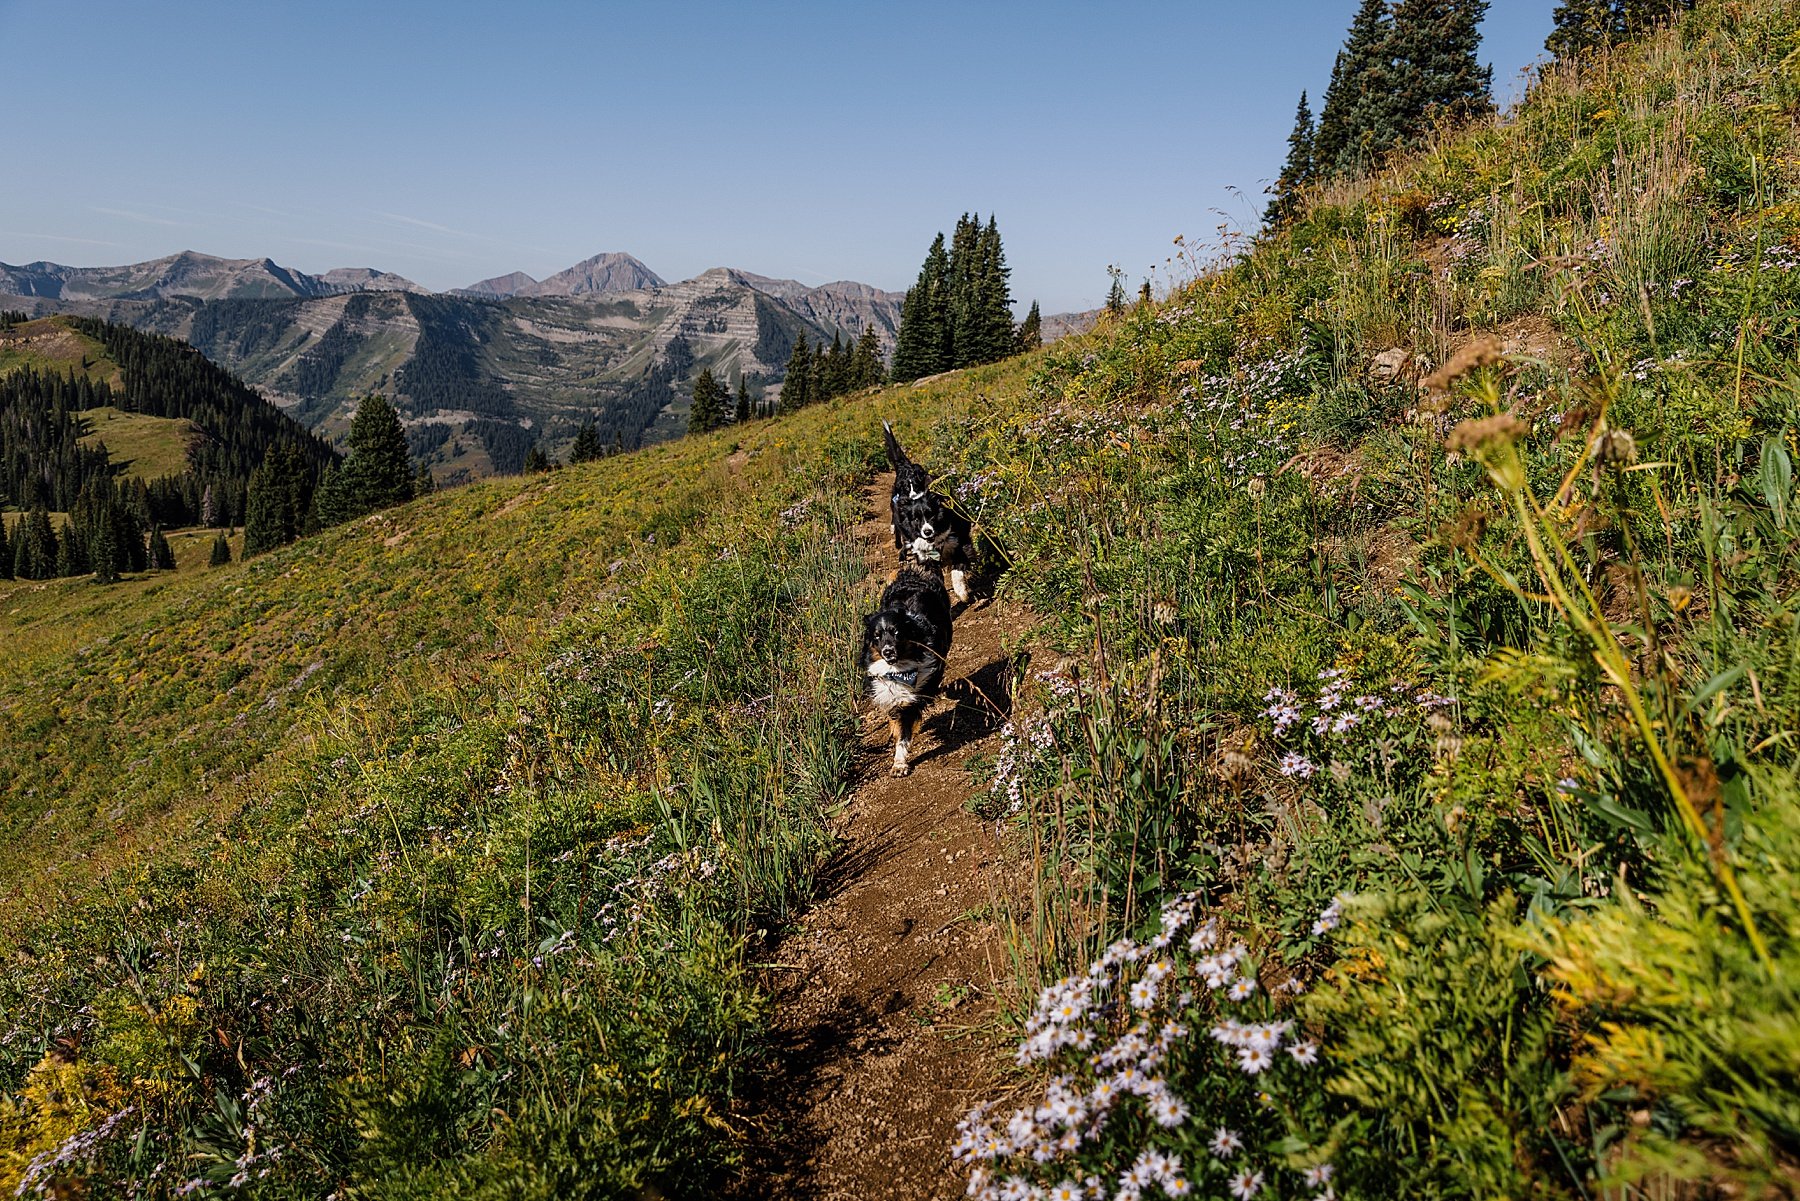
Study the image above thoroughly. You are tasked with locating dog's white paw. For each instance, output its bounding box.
[890,761,913,777]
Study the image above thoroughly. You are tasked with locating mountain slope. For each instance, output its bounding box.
[12,6,1798,1197]
[457,269,539,297]
[0,251,421,303]
[0,314,336,525]
[23,273,902,477]
[514,250,665,296]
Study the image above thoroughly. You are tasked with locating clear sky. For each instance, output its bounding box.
[0,1,1557,314]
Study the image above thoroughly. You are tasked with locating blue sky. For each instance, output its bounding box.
[0,1,1557,314]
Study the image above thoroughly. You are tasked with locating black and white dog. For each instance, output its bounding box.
[857,566,953,777]
[882,421,974,604]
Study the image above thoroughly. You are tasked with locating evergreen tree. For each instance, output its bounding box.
[889,234,952,382]
[1105,267,1128,317]
[312,464,351,529]
[688,368,729,434]
[734,377,752,423]
[1391,0,1491,131]
[967,216,1017,365]
[242,446,311,556]
[1618,0,1692,35]
[523,444,551,473]
[1314,0,1398,176]
[339,394,415,514]
[14,506,57,580]
[780,335,812,414]
[243,460,284,557]
[1016,301,1042,353]
[1313,51,1352,181]
[569,416,603,463]
[147,526,175,571]
[1547,0,1689,58]
[200,483,221,528]
[209,531,232,567]
[0,515,11,581]
[851,324,884,388]
[947,213,985,368]
[414,463,436,496]
[1265,91,1317,226]
[56,521,88,579]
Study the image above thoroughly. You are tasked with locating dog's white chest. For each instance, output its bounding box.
[866,659,921,712]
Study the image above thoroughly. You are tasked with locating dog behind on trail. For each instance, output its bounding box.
[856,566,952,777]
[882,421,974,604]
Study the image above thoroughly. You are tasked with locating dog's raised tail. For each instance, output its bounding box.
[881,420,909,469]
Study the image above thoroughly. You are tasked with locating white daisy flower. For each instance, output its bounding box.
[1149,1091,1189,1127]
[1228,1169,1265,1199]
[1288,1040,1320,1065]
[1209,1127,1243,1158]
[1236,1044,1274,1074]
[1228,976,1258,1001]
[1304,1163,1335,1187]
[1242,1022,1284,1051]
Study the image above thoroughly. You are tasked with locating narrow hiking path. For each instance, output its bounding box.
[736,474,1026,1200]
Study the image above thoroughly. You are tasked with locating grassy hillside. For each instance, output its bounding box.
[0,317,120,387]
[6,1,1800,1197]
[77,407,200,482]
[0,376,1012,1195]
[931,4,1800,1197]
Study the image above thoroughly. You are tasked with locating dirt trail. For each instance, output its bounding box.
[736,475,1022,1200]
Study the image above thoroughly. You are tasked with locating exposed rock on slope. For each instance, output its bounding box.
[0,251,423,302]
[515,252,665,297]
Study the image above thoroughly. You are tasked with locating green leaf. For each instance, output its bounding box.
[1760,435,1792,530]
[1683,665,1745,716]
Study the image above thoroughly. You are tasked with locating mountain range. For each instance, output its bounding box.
[0,250,914,479]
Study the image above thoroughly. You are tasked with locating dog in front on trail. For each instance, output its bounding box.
[857,566,953,777]
[882,421,974,604]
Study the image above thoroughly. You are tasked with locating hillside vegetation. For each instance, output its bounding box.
[5,1,1800,1197]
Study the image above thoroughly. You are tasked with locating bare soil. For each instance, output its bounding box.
[732,475,1025,1200]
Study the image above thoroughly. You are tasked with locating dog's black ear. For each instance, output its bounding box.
[882,420,909,470]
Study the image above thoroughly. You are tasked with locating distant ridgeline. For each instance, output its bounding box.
[0,311,337,580]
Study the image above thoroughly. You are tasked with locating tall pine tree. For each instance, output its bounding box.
[1016,301,1042,353]
[147,526,175,571]
[1314,0,1398,177]
[1546,0,1691,58]
[339,394,415,515]
[243,446,312,556]
[1265,92,1317,226]
[851,324,883,388]
[947,214,985,369]
[966,216,1017,365]
[688,368,728,434]
[1391,0,1491,131]
[0,515,11,581]
[210,530,233,567]
[569,416,603,463]
[13,506,57,580]
[780,335,812,413]
[889,234,952,383]
[734,376,752,423]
